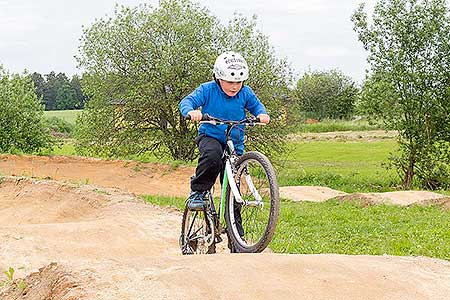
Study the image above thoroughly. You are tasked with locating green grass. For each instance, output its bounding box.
[292,119,382,133]
[277,140,399,192]
[142,195,450,260]
[49,140,77,156]
[143,195,186,210]
[272,199,450,259]
[43,110,81,125]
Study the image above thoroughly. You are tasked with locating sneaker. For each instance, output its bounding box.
[187,191,207,211]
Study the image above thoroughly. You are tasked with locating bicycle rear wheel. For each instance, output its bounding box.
[180,204,216,255]
[225,151,280,253]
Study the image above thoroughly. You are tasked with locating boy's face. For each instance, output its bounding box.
[219,79,243,97]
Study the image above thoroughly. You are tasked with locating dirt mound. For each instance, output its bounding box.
[0,263,85,300]
[416,196,450,210]
[334,193,381,207]
[1,177,450,299]
[335,190,447,207]
[279,185,446,207]
[288,130,397,142]
[0,154,194,197]
[280,186,347,202]
[0,176,135,225]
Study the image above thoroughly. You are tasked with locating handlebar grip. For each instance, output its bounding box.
[185,113,211,121]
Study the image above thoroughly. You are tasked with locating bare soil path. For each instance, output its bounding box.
[1,154,447,206]
[0,154,194,197]
[0,155,450,299]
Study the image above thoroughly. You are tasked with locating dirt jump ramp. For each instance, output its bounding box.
[1,177,449,300]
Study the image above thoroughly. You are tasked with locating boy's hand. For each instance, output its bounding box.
[188,110,202,121]
[257,114,270,124]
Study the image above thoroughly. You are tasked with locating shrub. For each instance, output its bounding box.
[0,67,53,153]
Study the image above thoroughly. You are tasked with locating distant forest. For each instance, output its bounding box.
[31,72,87,110]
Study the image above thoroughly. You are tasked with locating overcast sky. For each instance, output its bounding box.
[0,0,376,83]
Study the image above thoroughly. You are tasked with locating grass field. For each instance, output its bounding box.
[48,140,77,156]
[142,195,450,260]
[277,140,399,192]
[43,110,81,124]
[49,139,400,192]
[292,118,383,133]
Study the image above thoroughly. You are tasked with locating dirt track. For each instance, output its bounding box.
[1,155,450,299]
[1,154,447,205]
[0,154,194,197]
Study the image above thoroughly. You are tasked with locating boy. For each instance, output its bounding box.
[179,51,270,210]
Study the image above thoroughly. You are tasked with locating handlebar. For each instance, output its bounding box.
[185,113,263,125]
[184,113,213,121]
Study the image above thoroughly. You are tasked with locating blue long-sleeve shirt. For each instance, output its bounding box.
[179,81,267,154]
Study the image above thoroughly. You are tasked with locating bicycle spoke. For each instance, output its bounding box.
[181,208,216,255]
[227,155,277,251]
[187,211,199,235]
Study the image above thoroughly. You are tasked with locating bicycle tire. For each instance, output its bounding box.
[180,203,216,255]
[225,151,280,253]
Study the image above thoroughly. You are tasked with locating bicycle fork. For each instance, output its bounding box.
[219,160,265,225]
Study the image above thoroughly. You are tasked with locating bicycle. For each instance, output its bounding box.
[179,114,280,254]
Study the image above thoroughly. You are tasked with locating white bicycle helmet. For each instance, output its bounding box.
[213,51,249,82]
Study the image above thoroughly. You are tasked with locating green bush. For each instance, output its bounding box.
[416,141,450,190]
[45,116,74,137]
[0,67,53,153]
[293,69,359,120]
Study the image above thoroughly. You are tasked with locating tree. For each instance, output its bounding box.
[70,75,86,108]
[75,0,293,160]
[31,72,87,110]
[218,14,293,157]
[54,73,78,110]
[294,69,358,120]
[30,72,45,103]
[0,66,53,153]
[43,72,58,110]
[352,0,450,188]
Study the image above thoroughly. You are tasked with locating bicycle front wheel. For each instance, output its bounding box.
[180,204,216,255]
[225,151,280,253]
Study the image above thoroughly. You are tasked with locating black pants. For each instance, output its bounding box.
[191,135,245,242]
[191,135,225,192]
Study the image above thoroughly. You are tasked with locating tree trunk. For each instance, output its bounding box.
[402,157,415,189]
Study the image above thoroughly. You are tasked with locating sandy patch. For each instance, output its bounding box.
[280,186,347,202]
[288,130,397,142]
[1,177,449,300]
[1,154,447,208]
[0,263,86,300]
[334,190,447,206]
[280,186,447,207]
[363,191,447,206]
[0,154,194,197]
[416,197,450,210]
